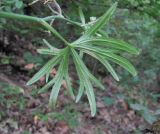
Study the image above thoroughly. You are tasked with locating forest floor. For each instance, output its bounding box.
[0,31,157,134]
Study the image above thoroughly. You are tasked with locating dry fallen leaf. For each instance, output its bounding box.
[24,63,34,70]
[39,76,45,84]
[51,68,57,76]
[55,121,70,134]
[62,80,67,89]
[34,115,40,125]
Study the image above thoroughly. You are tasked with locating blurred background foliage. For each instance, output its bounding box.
[0,0,160,125]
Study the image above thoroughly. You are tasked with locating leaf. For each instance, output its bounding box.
[43,39,59,50]
[65,74,75,100]
[130,103,147,111]
[15,0,23,9]
[84,78,97,116]
[45,72,50,83]
[38,78,56,94]
[76,80,84,103]
[76,44,116,53]
[73,49,104,89]
[49,71,64,107]
[71,49,96,116]
[79,46,137,76]
[98,56,119,81]
[60,48,75,100]
[102,96,115,106]
[142,111,156,124]
[83,50,119,81]
[79,6,85,25]
[105,53,137,76]
[37,48,60,55]
[49,48,69,107]
[85,2,117,36]
[75,37,139,55]
[88,74,105,90]
[27,55,61,85]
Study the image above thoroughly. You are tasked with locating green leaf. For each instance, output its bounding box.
[38,78,56,94]
[65,74,75,100]
[83,50,119,81]
[130,103,147,111]
[63,50,75,99]
[45,72,50,83]
[76,80,84,103]
[49,48,69,107]
[49,71,64,107]
[73,49,104,89]
[75,37,139,55]
[71,49,96,116]
[84,78,97,116]
[142,111,156,124]
[76,44,116,53]
[79,46,137,76]
[37,49,60,55]
[79,6,85,25]
[102,96,115,106]
[88,72,105,90]
[27,55,61,85]
[43,39,58,50]
[105,53,137,76]
[98,56,119,81]
[85,2,117,36]
[15,0,23,9]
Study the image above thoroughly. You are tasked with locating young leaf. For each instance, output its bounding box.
[79,6,85,25]
[85,2,117,36]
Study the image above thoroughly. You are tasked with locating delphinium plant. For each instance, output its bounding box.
[0,0,139,116]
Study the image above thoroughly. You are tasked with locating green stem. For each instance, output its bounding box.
[0,11,69,45]
[43,16,82,27]
[0,11,40,22]
[39,20,69,45]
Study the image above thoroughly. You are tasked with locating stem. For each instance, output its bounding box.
[0,11,69,45]
[39,20,69,45]
[0,11,39,22]
[43,16,82,27]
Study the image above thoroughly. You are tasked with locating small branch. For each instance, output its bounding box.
[28,0,40,6]
[45,0,62,16]
[43,15,82,27]
[0,11,69,45]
